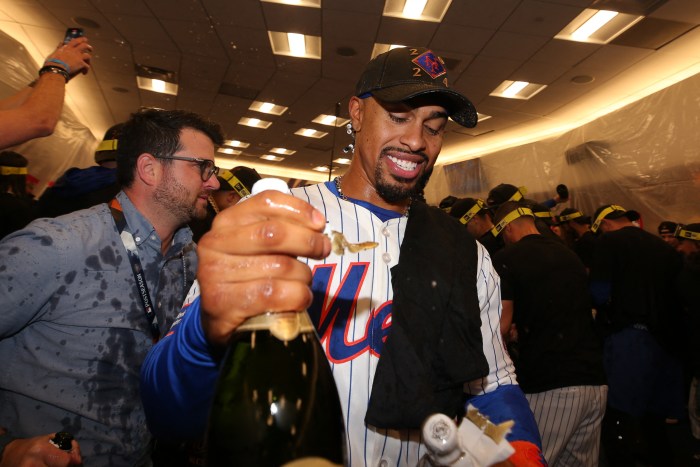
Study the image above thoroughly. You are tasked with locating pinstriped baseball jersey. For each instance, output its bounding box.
[291,181,518,467]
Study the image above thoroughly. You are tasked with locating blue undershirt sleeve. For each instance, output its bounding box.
[140,297,221,440]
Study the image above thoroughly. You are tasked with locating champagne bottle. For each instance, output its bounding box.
[206,179,346,466]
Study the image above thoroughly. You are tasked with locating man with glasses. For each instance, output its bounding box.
[0,108,223,466]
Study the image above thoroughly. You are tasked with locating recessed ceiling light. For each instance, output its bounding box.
[333,158,352,165]
[135,64,178,95]
[224,140,250,148]
[313,166,332,172]
[136,76,178,96]
[555,8,644,44]
[383,0,452,22]
[249,100,288,115]
[371,43,406,59]
[261,0,321,7]
[312,114,351,127]
[239,117,272,129]
[268,31,321,59]
[489,80,547,100]
[295,128,328,138]
[270,147,296,155]
[218,148,242,155]
[261,154,285,161]
[571,75,595,85]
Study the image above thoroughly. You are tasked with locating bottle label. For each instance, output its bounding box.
[237,311,315,341]
[282,457,343,467]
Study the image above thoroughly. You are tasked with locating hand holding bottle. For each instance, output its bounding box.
[196,185,331,347]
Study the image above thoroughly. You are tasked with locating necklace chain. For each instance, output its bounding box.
[334,176,411,217]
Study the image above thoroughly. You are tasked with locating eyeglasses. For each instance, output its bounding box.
[154,155,220,181]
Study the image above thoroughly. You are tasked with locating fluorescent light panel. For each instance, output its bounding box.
[270,147,296,155]
[224,140,250,148]
[383,0,452,22]
[295,128,328,138]
[477,113,492,122]
[312,114,351,127]
[268,31,321,59]
[490,80,547,100]
[238,117,272,129]
[261,154,285,161]
[555,8,644,44]
[260,0,321,7]
[371,43,405,59]
[136,76,178,96]
[218,148,242,155]
[333,158,352,165]
[249,100,288,116]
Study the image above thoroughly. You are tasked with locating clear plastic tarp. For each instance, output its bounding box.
[426,71,700,231]
[0,30,96,197]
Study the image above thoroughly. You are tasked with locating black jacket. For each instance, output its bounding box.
[366,201,488,428]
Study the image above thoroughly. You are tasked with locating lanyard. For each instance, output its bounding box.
[109,198,160,342]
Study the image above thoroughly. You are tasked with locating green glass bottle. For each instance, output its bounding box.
[206,311,346,466]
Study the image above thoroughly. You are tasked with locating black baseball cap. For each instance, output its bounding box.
[675,223,700,241]
[658,221,678,235]
[355,47,477,128]
[591,204,641,233]
[95,123,124,164]
[217,166,261,197]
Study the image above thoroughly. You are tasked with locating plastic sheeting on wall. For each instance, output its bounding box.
[0,30,97,197]
[426,70,700,231]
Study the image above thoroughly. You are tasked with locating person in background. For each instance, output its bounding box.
[140,46,546,467]
[189,165,261,242]
[0,36,92,150]
[38,123,123,217]
[658,220,680,249]
[555,208,595,270]
[0,150,39,239]
[492,201,607,466]
[589,204,684,466]
[449,196,503,255]
[0,108,223,466]
[673,223,700,455]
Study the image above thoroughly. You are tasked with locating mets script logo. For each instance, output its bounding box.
[308,263,392,363]
[412,51,447,79]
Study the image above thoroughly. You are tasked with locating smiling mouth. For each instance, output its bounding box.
[387,155,419,172]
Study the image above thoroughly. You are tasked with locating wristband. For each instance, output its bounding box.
[44,58,71,75]
[39,65,70,83]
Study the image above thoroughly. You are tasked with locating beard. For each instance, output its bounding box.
[374,149,433,204]
[153,169,208,224]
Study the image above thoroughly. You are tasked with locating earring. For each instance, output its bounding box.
[346,123,354,135]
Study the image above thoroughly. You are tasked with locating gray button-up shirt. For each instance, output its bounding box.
[0,191,197,466]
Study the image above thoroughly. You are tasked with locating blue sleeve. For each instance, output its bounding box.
[140,297,221,440]
[541,198,556,209]
[589,280,611,307]
[465,384,542,448]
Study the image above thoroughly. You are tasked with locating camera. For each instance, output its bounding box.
[63,27,84,44]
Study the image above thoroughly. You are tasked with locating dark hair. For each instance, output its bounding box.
[116,108,224,187]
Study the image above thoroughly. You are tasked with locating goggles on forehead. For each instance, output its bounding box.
[96,138,118,152]
[556,211,583,223]
[491,207,534,237]
[1,166,27,176]
[459,199,486,225]
[590,205,626,233]
[219,170,252,198]
[675,224,700,241]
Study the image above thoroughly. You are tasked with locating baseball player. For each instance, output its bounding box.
[490,201,607,466]
[140,47,546,466]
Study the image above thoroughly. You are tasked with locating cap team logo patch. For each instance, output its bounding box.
[412,51,447,80]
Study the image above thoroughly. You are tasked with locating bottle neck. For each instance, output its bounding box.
[237,311,314,341]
